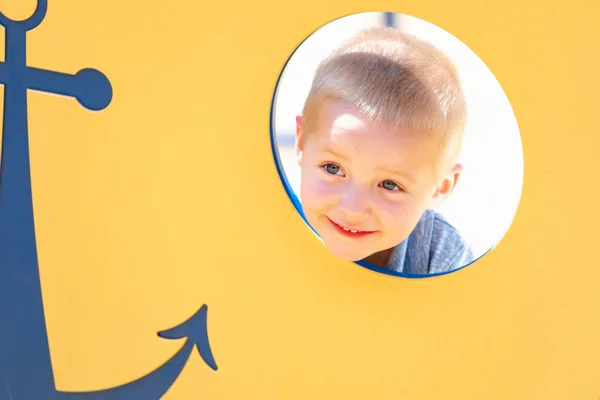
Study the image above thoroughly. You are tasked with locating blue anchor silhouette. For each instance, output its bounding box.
[0,1,217,399]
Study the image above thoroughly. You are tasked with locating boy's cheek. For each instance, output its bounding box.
[376,201,406,220]
[376,199,423,230]
[309,181,339,203]
[301,181,338,208]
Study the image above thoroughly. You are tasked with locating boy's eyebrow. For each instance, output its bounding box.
[322,146,349,160]
[376,166,416,184]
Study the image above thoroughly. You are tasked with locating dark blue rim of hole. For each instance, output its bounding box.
[268,14,489,279]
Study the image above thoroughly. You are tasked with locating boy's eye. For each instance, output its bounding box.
[381,180,400,191]
[324,163,343,175]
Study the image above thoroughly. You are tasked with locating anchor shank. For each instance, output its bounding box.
[4,27,26,67]
[0,27,58,399]
[0,63,7,85]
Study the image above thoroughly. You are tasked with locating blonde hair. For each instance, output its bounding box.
[301,26,467,167]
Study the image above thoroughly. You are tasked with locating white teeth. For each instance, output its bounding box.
[341,226,360,233]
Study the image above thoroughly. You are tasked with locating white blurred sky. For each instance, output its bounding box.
[273,12,524,259]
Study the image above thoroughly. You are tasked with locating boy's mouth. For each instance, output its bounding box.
[326,217,376,237]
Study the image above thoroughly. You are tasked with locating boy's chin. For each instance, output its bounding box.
[322,243,372,263]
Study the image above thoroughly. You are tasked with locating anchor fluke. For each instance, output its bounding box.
[158,304,218,371]
[56,305,217,399]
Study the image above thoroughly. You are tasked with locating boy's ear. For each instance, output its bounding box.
[295,115,304,165]
[427,163,463,209]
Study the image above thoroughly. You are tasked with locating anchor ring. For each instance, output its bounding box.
[0,0,47,31]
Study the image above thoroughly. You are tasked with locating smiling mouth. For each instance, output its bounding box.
[326,217,375,237]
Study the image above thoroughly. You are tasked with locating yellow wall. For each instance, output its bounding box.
[1,0,599,398]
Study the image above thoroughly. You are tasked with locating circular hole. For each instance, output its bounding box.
[270,12,523,278]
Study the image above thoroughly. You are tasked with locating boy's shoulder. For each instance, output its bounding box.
[427,211,474,273]
[386,209,474,275]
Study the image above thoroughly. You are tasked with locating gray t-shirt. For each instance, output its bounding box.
[384,209,473,275]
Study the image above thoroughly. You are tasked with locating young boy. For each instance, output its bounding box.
[294,26,474,275]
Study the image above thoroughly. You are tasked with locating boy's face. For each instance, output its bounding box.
[296,99,461,265]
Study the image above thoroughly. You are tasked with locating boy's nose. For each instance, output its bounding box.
[337,186,370,219]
